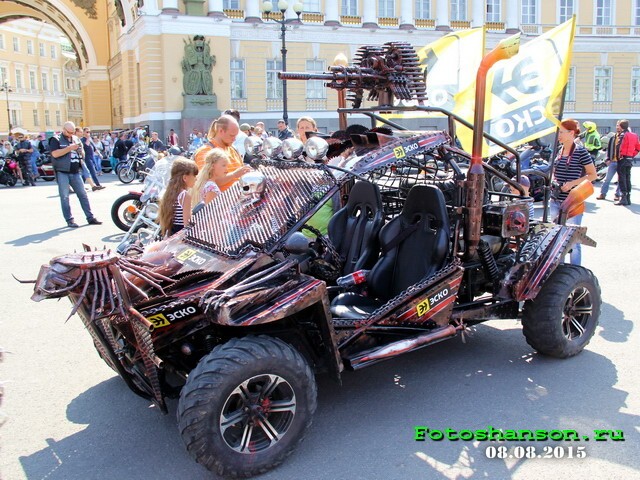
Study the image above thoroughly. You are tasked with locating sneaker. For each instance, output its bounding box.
[596,194,605,200]
[87,218,103,225]
[67,221,79,228]
[92,186,101,191]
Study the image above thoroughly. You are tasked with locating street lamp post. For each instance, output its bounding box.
[261,0,303,127]
[0,81,13,134]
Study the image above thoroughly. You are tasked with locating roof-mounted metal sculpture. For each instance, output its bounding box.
[279,42,427,108]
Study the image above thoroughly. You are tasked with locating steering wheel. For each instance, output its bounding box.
[300,224,342,281]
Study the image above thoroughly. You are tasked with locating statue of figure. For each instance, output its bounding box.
[182,35,216,95]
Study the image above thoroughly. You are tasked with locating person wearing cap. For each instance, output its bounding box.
[276,120,293,141]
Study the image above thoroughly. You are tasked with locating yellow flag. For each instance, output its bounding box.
[454,17,576,156]
[387,28,484,118]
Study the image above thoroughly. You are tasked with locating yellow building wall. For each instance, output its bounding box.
[160,35,184,112]
[83,79,111,128]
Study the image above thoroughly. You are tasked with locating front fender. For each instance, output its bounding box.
[502,224,596,301]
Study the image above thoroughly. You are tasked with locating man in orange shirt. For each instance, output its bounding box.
[193,115,251,191]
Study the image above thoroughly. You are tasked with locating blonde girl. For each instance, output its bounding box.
[192,148,229,205]
[159,156,199,236]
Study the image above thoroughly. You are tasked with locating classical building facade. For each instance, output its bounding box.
[1,0,639,139]
[0,19,79,134]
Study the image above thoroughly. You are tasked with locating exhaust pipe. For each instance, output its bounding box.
[348,324,460,369]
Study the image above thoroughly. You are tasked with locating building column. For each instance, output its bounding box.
[471,0,484,27]
[162,0,179,14]
[243,0,261,22]
[324,0,340,26]
[362,0,378,28]
[207,0,225,17]
[399,0,414,30]
[435,0,450,31]
[141,0,161,15]
[505,1,520,33]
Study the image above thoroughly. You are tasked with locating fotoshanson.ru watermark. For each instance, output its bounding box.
[414,426,625,442]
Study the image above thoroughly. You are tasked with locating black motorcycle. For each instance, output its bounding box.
[116,144,158,184]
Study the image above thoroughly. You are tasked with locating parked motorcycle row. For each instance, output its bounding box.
[0,153,56,187]
[487,135,609,203]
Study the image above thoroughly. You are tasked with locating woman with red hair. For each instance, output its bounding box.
[551,119,597,265]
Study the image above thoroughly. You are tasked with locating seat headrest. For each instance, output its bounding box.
[346,181,382,211]
[401,185,448,227]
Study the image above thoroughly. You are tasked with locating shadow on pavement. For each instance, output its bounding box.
[101,233,126,244]
[17,325,640,480]
[599,302,633,343]
[5,227,70,246]
[19,378,210,480]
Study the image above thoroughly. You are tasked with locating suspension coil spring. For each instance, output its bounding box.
[478,239,500,285]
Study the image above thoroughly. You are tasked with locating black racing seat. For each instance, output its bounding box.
[330,185,451,319]
[328,181,384,276]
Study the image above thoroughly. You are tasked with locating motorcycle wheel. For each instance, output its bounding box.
[111,193,143,232]
[118,165,136,184]
[115,161,128,174]
[7,175,17,187]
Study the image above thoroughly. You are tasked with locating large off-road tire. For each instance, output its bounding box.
[522,265,601,358]
[177,336,317,478]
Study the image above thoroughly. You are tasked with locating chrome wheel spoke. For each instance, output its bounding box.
[572,288,589,305]
[237,383,252,403]
[257,415,281,446]
[238,423,254,452]
[220,409,246,432]
[262,374,285,398]
[268,399,296,414]
[570,317,586,336]
[572,306,593,315]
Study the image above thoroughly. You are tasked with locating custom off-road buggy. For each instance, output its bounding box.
[28,41,600,477]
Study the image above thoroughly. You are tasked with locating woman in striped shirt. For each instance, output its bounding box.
[550,119,597,265]
[159,156,199,236]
